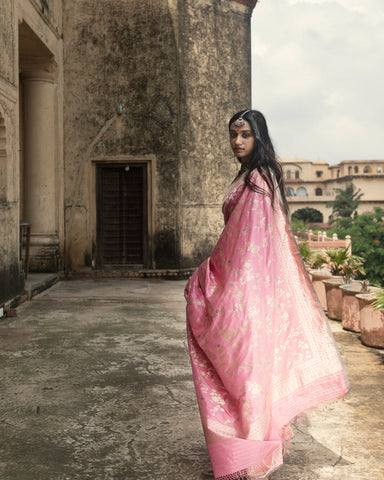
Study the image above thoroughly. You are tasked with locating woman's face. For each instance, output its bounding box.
[229,119,255,164]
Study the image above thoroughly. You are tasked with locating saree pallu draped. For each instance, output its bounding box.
[185,171,349,480]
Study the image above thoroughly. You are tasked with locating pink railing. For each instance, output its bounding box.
[296,229,352,254]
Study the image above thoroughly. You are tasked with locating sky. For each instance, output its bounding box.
[251,0,384,164]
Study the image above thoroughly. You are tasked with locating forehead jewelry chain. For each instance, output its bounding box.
[234,109,251,127]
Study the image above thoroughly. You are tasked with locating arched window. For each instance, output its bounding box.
[0,112,6,201]
[348,166,352,176]
[295,170,300,179]
[286,170,291,179]
[315,188,323,196]
[296,187,307,196]
[286,187,295,196]
[378,166,382,173]
[336,170,340,178]
[363,166,372,173]
[354,166,359,173]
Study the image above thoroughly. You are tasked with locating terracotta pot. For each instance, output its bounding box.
[309,270,332,311]
[323,278,344,321]
[340,283,364,332]
[356,290,384,348]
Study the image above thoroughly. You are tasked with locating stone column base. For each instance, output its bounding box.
[29,234,62,273]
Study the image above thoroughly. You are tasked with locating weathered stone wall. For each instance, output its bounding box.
[0,0,63,302]
[63,0,180,268]
[1,0,254,292]
[0,0,22,303]
[0,0,15,87]
[0,205,24,304]
[63,0,253,269]
[0,102,24,300]
[179,0,253,266]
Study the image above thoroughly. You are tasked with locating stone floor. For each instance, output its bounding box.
[0,278,383,480]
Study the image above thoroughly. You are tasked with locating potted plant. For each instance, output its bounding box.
[298,243,327,271]
[339,255,366,332]
[297,242,314,272]
[325,247,351,277]
[357,288,384,348]
[372,289,384,309]
[322,247,349,320]
[307,250,331,310]
[323,249,365,323]
[340,255,366,285]
[323,277,344,321]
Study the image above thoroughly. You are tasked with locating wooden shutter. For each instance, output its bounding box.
[97,164,147,268]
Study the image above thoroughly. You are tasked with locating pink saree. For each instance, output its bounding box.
[185,170,349,479]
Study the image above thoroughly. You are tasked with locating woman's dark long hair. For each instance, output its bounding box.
[229,109,289,216]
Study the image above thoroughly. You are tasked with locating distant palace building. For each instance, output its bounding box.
[281,159,384,222]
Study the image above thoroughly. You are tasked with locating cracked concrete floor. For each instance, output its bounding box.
[0,278,383,480]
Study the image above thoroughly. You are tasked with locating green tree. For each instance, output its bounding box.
[291,207,323,223]
[290,217,307,233]
[328,207,384,285]
[327,184,363,219]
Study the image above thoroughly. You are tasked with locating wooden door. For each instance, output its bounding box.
[96,164,147,268]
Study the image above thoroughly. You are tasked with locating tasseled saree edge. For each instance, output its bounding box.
[204,372,349,480]
[212,390,348,480]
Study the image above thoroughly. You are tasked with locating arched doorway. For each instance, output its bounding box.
[291,207,323,223]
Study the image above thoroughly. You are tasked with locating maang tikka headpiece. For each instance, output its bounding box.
[234,109,251,127]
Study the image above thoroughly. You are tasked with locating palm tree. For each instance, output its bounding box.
[327,184,363,219]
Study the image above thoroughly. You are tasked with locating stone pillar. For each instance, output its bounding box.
[178,0,255,267]
[21,57,60,271]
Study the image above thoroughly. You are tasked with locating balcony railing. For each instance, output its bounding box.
[295,229,351,253]
[287,195,334,202]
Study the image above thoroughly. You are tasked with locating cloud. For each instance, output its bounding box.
[251,0,384,163]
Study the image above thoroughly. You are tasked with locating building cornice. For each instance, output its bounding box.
[282,158,384,167]
[281,158,313,164]
[323,175,384,183]
[286,179,325,185]
[287,174,384,184]
[329,159,384,168]
[339,159,384,164]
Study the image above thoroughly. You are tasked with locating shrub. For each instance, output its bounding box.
[325,247,350,276]
[297,242,327,269]
[290,217,307,234]
[298,242,312,263]
[372,290,384,310]
[324,247,365,282]
[328,207,384,285]
[292,207,323,223]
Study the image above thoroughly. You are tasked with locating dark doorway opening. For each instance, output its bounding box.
[96,163,148,268]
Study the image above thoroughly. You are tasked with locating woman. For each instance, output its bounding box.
[184,110,349,480]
